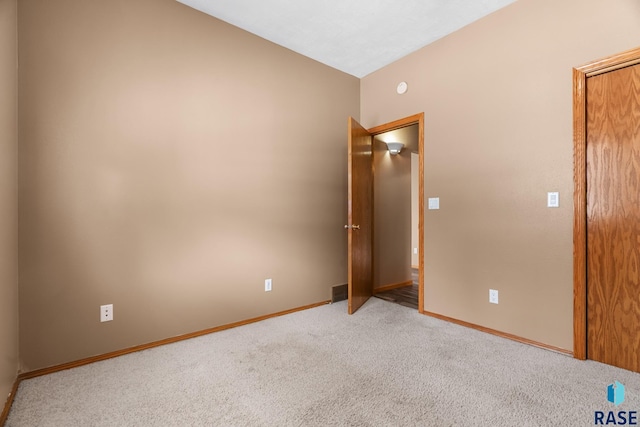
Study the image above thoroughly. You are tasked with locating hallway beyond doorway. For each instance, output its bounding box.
[373,268,418,310]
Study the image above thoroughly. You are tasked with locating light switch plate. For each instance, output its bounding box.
[489,290,499,304]
[547,192,559,208]
[428,197,440,210]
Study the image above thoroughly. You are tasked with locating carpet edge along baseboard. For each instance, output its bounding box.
[421,310,573,356]
[13,300,331,383]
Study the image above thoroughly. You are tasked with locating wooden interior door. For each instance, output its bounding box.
[586,63,640,372]
[347,117,373,314]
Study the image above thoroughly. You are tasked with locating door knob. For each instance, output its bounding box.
[344,224,360,230]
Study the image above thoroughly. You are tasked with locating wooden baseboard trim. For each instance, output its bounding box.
[373,280,413,294]
[18,300,331,381]
[421,310,573,356]
[0,376,20,426]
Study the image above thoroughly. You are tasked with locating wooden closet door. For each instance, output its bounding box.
[586,63,640,372]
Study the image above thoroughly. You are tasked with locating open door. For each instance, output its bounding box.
[347,117,373,314]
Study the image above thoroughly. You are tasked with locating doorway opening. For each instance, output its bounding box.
[346,113,424,314]
[371,124,420,310]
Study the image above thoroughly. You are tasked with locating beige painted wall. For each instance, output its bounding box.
[18,0,359,371]
[361,0,640,350]
[0,0,19,403]
[373,125,418,289]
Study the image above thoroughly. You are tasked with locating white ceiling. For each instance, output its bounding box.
[177,0,517,78]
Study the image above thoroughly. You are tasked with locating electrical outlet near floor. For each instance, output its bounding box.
[489,289,499,304]
[100,304,113,322]
[265,278,272,292]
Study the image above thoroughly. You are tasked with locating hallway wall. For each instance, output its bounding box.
[372,125,419,289]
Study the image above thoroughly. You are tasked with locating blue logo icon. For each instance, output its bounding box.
[608,381,626,406]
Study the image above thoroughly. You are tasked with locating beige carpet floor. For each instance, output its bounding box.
[7,298,640,426]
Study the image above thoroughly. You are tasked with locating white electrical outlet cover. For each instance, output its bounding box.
[100,304,113,322]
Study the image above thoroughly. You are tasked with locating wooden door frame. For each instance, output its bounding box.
[368,113,425,312]
[573,47,640,360]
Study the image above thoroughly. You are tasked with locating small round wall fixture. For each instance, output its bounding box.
[396,81,408,95]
